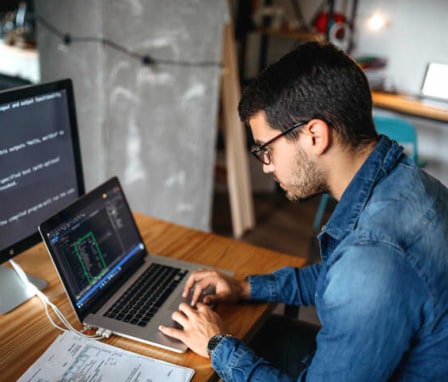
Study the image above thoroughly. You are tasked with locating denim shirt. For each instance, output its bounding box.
[211,136,448,381]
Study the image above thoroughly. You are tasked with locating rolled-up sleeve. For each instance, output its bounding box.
[248,263,322,306]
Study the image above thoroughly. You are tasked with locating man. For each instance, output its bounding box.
[159,41,448,381]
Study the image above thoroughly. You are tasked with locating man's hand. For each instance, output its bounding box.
[158,302,227,358]
[183,269,250,307]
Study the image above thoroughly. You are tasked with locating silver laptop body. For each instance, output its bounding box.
[39,176,221,353]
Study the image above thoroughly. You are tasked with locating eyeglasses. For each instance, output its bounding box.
[250,121,309,165]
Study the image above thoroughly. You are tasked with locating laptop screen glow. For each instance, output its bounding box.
[421,62,448,101]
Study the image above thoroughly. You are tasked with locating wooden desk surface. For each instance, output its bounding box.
[0,213,306,381]
[372,91,448,122]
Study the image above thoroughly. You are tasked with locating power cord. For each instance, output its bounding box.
[9,259,107,340]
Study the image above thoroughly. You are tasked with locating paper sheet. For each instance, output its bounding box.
[18,331,195,382]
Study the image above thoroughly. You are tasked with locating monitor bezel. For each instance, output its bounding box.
[0,78,85,264]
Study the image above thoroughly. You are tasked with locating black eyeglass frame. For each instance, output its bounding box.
[250,120,309,165]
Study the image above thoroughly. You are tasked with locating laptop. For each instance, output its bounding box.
[417,61,448,107]
[39,176,229,353]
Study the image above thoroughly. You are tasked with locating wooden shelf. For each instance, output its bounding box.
[256,28,324,42]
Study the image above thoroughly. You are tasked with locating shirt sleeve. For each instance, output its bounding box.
[207,265,323,381]
[248,263,322,306]
[304,243,427,381]
[211,244,427,381]
[211,336,296,382]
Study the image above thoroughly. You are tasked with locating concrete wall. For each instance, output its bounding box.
[35,0,228,231]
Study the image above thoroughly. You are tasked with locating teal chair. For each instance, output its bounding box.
[312,115,426,233]
[373,114,426,167]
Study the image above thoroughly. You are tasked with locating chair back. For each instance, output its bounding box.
[373,114,419,163]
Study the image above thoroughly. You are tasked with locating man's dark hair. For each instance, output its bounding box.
[238,41,378,149]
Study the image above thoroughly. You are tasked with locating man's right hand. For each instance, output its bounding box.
[182,269,250,306]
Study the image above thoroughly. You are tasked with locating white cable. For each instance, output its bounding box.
[9,259,104,340]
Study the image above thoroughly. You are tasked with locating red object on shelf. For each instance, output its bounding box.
[314,11,346,34]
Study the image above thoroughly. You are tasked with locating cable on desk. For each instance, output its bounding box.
[9,259,106,340]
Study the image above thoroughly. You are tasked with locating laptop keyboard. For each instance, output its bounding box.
[104,263,188,327]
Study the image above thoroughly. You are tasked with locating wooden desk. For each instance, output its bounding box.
[0,213,306,381]
[372,91,448,122]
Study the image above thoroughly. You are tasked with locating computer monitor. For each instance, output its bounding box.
[0,79,85,313]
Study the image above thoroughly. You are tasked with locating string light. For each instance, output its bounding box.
[35,14,222,68]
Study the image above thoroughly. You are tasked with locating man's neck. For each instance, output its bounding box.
[325,141,377,201]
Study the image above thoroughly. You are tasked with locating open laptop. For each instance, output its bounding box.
[417,61,448,107]
[39,176,229,353]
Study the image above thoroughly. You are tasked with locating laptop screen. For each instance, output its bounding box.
[40,177,147,316]
[421,62,448,101]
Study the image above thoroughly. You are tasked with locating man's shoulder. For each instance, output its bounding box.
[319,243,428,320]
[357,166,448,251]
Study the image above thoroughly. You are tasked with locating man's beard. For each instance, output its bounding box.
[277,146,328,202]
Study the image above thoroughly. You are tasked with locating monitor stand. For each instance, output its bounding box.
[0,265,47,314]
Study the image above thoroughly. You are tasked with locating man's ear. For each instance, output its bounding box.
[303,119,331,156]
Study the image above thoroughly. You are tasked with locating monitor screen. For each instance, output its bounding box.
[0,79,84,267]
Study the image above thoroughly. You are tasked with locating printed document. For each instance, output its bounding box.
[18,331,195,382]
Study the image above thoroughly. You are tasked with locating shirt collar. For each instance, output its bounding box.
[320,135,404,241]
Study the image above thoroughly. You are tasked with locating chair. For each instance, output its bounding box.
[373,114,426,166]
[311,115,425,233]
